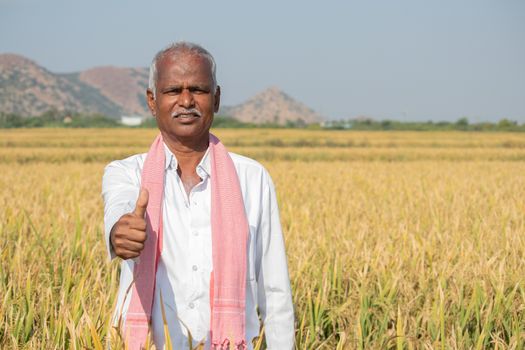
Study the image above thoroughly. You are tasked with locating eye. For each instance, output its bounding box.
[164,87,182,96]
[190,87,209,94]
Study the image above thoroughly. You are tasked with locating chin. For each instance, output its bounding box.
[170,126,209,140]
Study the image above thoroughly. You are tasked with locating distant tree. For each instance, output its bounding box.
[0,113,25,128]
[381,120,392,130]
[285,118,307,128]
[455,117,469,130]
[498,119,517,129]
[139,118,158,128]
[212,115,253,128]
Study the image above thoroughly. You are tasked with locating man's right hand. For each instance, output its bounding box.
[110,188,149,259]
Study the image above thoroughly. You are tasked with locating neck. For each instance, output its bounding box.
[161,131,209,170]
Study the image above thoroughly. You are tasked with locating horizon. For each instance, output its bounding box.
[1,0,524,122]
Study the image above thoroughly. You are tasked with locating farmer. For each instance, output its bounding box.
[101,42,294,349]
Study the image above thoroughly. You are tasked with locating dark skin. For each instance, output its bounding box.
[110,49,220,259]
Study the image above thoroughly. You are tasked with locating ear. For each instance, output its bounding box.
[213,85,221,113]
[146,89,157,117]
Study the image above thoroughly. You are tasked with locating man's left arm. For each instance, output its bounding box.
[255,172,295,349]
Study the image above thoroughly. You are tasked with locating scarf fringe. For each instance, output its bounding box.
[211,339,247,350]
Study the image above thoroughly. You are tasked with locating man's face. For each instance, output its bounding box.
[147,51,220,142]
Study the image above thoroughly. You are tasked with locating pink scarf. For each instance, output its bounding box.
[124,133,248,349]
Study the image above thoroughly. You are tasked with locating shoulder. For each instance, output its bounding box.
[102,153,147,185]
[229,152,269,177]
[229,152,275,191]
[104,153,147,172]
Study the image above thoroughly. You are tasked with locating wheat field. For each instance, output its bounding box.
[1,128,524,349]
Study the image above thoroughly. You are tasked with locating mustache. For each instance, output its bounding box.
[171,108,202,118]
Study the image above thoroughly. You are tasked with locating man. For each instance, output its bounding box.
[102,42,294,349]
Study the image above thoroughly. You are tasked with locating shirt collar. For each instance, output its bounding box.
[162,142,211,178]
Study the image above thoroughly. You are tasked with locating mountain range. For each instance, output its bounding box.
[0,53,322,125]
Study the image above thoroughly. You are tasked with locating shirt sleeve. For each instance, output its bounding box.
[101,160,140,260]
[255,171,295,349]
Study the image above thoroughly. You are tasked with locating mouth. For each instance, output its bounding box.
[172,109,202,119]
[174,113,199,119]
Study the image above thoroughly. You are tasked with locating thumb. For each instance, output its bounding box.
[133,188,149,217]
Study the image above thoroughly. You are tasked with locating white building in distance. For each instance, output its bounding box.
[120,115,144,126]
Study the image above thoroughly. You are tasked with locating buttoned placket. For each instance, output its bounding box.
[173,162,210,342]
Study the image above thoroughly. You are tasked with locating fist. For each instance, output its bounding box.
[110,188,149,260]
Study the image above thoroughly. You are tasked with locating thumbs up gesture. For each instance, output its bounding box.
[110,188,149,260]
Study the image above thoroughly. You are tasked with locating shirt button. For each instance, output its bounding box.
[189,302,195,309]
[192,231,199,236]
[192,265,198,271]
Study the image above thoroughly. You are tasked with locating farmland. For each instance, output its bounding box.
[1,128,524,349]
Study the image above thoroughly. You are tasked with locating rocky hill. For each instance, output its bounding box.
[0,54,323,124]
[221,87,322,125]
[0,54,149,117]
[75,66,149,115]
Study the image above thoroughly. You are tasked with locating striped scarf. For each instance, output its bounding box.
[124,133,248,349]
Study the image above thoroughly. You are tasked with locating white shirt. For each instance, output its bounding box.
[101,143,294,349]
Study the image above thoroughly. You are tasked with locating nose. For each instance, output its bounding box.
[179,88,194,108]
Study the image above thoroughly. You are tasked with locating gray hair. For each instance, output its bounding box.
[148,41,217,98]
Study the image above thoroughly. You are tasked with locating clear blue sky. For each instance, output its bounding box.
[1,0,524,122]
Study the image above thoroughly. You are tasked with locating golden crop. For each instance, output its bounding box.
[1,128,524,349]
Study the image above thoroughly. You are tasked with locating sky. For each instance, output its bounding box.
[1,0,524,122]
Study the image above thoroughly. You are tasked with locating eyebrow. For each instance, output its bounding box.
[161,84,211,92]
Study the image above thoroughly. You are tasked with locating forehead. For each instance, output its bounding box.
[156,51,213,85]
